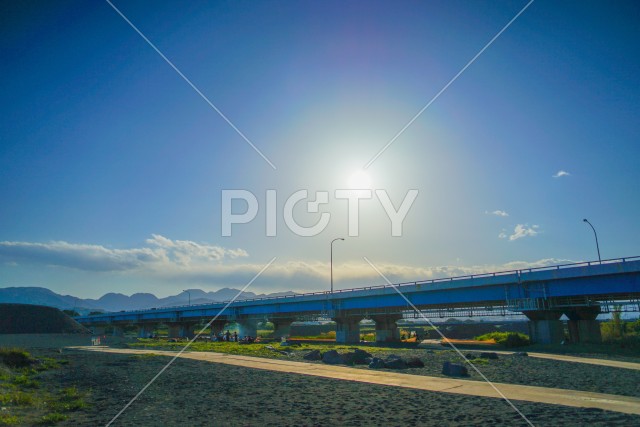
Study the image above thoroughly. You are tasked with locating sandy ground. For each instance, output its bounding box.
[4,336,640,426]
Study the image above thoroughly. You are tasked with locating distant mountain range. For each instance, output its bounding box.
[0,287,297,313]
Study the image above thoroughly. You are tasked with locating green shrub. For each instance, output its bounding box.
[475,332,530,348]
[0,349,33,369]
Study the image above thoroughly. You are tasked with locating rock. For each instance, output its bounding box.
[465,353,476,360]
[344,349,371,365]
[321,350,344,365]
[384,355,407,369]
[303,350,322,361]
[514,352,528,357]
[406,357,424,368]
[354,348,372,360]
[442,361,469,377]
[479,352,499,360]
[368,357,386,369]
[364,357,373,365]
[342,352,357,366]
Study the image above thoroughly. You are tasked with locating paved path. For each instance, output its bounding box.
[419,341,640,370]
[72,347,640,415]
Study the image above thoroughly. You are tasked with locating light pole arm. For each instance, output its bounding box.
[583,219,601,263]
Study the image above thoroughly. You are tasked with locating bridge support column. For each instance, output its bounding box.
[371,314,402,342]
[168,323,196,338]
[91,327,106,335]
[112,326,124,337]
[565,306,601,344]
[272,318,295,339]
[236,318,258,339]
[333,316,362,343]
[524,311,564,344]
[209,319,228,340]
[138,324,156,338]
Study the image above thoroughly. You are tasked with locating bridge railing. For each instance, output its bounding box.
[86,255,639,317]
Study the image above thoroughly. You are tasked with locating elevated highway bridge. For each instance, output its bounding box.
[76,257,640,344]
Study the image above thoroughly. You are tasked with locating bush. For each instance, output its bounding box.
[0,349,33,369]
[474,332,530,348]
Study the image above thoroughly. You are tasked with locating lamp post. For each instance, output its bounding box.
[183,289,191,306]
[583,219,601,263]
[330,238,344,293]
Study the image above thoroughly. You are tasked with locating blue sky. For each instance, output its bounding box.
[1,0,639,298]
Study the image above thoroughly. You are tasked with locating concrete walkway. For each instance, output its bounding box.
[418,341,640,371]
[73,347,640,415]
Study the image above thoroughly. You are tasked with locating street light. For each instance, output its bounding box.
[583,219,601,263]
[183,289,191,306]
[330,238,344,293]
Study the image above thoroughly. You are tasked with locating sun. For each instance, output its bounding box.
[347,169,372,190]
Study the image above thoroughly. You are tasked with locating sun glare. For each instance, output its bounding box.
[347,170,372,190]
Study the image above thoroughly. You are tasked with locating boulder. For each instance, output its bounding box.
[342,352,358,366]
[384,355,407,369]
[479,352,499,360]
[321,350,344,365]
[368,357,386,369]
[406,357,424,368]
[465,353,476,360]
[442,361,469,377]
[353,349,372,361]
[303,350,322,361]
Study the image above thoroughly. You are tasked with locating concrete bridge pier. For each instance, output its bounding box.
[371,314,402,342]
[170,323,198,339]
[334,316,363,343]
[112,326,124,337]
[209,319,228,340]
[236,318,258,338]
[524,310,564,344]
[91,326,106,335]
[138,324,156,338]
[272,318,295,339]
[566,306,602,344]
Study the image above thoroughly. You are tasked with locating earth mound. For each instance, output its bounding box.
[0,303,89,334]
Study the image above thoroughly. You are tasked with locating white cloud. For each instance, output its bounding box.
[0,235,247,272]
[552,170,570,178]
[486,210,509,217]
[508,224,539,241]
[0,236,571,292]
[498,231,507,239]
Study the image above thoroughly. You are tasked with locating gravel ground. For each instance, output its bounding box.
[44,350,640,426]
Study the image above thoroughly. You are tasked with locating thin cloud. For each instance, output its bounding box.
[508,224,539,241]
[552,170,570,178]
[486,210,509,217]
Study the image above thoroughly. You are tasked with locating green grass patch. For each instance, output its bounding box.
[36,413,68,425]
[11,374,39,388]
[474,332,530,348]
[0,414,20,425]
[0,391,34,406]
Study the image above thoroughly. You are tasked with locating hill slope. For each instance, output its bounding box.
[0,303,89,334]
